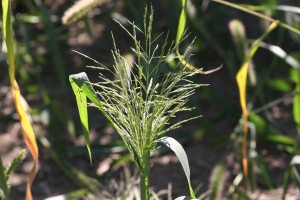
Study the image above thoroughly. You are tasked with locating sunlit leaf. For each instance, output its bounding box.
[176,0,187,44]
[156,136,195,198]
[69,72,100,163]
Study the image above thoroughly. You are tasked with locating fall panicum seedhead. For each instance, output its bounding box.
[70,7,204,199]
[80,7,205,170]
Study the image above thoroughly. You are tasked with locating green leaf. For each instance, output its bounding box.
[5,149,26,181]
[253,156,274,189]
[0,157,9,200]
[69,72,142,170]
[249,113,295,146]
[69,72,100,163]
[208,162,225,200]
[294,81,300,134]
[156,136,195,198]
[176,0,187,44]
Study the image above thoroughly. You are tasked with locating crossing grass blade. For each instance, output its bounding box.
[2,1,39,199]
[156,136,195,198]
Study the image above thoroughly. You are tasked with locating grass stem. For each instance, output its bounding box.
[140,149,151,200]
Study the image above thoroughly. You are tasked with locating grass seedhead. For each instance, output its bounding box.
[70,5,205,199]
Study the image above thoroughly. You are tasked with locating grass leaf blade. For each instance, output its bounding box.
[236,21,278,178]
[156,136,195,198]
[69,72,98,163]
[2,1,39,199]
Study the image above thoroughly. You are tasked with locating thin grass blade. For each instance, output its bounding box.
[208,162,225,200]
[294,80,300,134]
[5,149,26,180]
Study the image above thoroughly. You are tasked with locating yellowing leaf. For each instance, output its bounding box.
[235,21,278,178]
[236,62,249,177]
[2,1,39,199]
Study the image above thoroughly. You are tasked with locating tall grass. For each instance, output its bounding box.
[70,6,204,200]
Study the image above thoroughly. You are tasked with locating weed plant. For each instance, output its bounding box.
[70,6,204,200]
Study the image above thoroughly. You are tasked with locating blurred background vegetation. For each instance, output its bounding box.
[1,0,300,199]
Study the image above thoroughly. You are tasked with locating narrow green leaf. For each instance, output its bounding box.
[253,156,274,189]
[5,149,26,181]
[282,168,291,200]
[69,72,142,170]
[0,157,9,200]
[176,0,187,44]
[156,136,195,198]
[69,72,98,163]
[69,72,101,107]
[208,162,225,200]
[294,81,300,134]
[249,113,295,146]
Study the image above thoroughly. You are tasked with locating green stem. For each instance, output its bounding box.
[0,157,9,200]
[140,149,151,200]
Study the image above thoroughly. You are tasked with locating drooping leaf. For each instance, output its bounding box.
[156,136,195,198]
[69,72,100,163]
[2,1,39,199]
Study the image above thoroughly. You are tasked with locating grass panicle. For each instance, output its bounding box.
[71,6,205,199]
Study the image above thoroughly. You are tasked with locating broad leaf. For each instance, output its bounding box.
[156,136,195,198]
